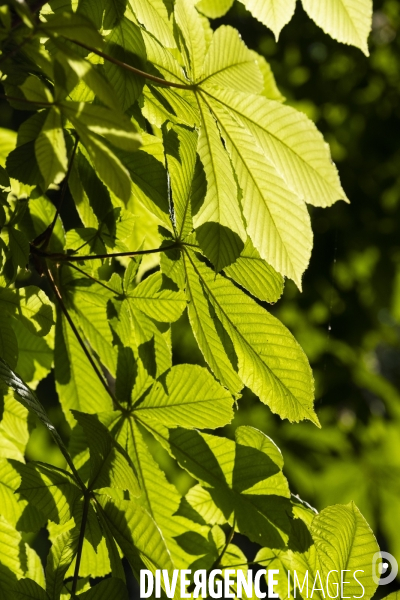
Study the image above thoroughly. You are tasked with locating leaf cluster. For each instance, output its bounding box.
[0,0,385,598]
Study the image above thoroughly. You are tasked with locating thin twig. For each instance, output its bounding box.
[45,264,124,412]
[66,261,119,295]
[65,39,194,90]
[33,242,179,262]
[33,135,79,250]
[70,493,90,598]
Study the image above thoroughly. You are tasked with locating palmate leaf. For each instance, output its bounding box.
[14,578,49,600]
[301,0,373,56]
[17,462,82,525]
[194,96,246,270]
[204,93,313,286]
[0,515,45,596]
[148,425,292,548]
[200,26,263,94]
[182,248,243,396]
[0,458,45,532]
[223,238,284,303]
[134,364,234,429]
[128,0,176,49]
[104,17,147,112]
[203,87,348,209]
[0,286,54,337]
[163,124,198,240]
[184,250,318,424]
[72,410,140,496]
[34,108,68,190]
[175,0,206,82]
[118,418,208,570]
[96,494,175,577]
[0,393,30,462]
[128,272,186,322]
[40,11,104,49]
[45,515,81,600]
[311,502,379,599]
[54,314,113,428]
[255,498,322,600]
[239,0,296,40]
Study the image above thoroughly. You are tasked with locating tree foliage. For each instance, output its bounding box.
[0,0,389,597]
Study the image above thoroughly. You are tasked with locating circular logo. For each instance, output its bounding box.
[372,551,398,585]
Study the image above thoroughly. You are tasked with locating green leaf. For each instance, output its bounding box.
[128,0,176,48]
[0,516,44,595]
[128,272,186,322]
[185,251,318,424]
[13,320,53,387]
[182,250,243,396]
[164,124,198,241]
[19,76,53,104]
[54,314,114,427]
[60,102,141,153]
[41,11,104,49]
[104,17,147,111]
[34,108,68,190]
[175,0,206,82]
[0,312,18,369]
[0,358,72,462]
[135,364,234,428]
[196,0,234,19]
[311,502,379,599]
[118,419,203,569]
[45,516,81,599]
[223,238,284,303]
[72,410,140,496]
[239,0,296,40]
[201,26,263,93]
[301,0,372,55]
[96,495,175,575]
[194,96,246,270]
[15,579,49,600]
[204,94,313,286]
[0,128,17,167]
[0,458,45,532]
[0,286,54,337]
[8,227,30,269]
[17,462,82,524]
[79,578,129,599]
[205,88,347,208]
[0,392,29,462]
[160,426,291,548]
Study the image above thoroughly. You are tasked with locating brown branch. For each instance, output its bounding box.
[33,242,179,262]
[64,39,195,90]
[45,264,124,412]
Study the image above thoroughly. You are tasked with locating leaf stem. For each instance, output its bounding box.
[70,492,90,598]
[66,38,195,90]
[32,242,180,262]
[45,264,125,412]
[66,261,119,295]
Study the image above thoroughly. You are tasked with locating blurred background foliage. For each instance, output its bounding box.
[1,0,399,595]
